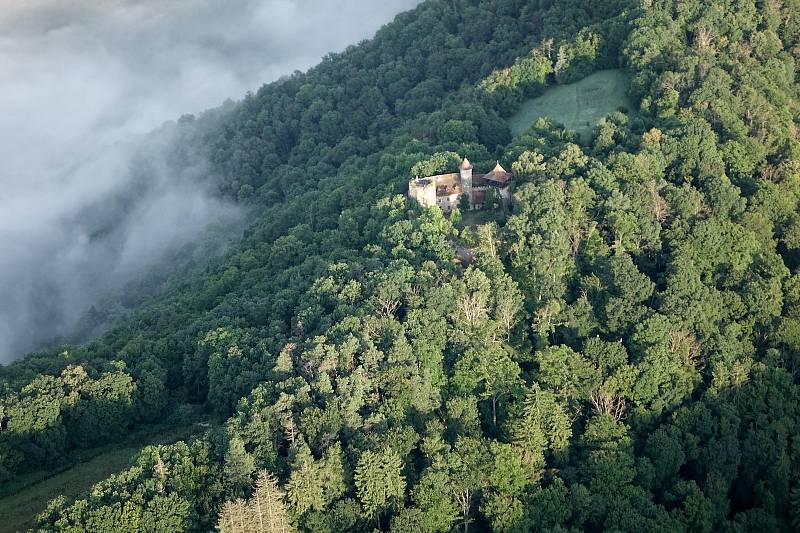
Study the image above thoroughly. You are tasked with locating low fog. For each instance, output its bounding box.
[0,0,421,363]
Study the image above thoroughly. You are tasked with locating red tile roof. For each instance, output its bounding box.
[482,161,512,185]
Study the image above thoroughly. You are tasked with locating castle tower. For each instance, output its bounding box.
[459,157,473,208]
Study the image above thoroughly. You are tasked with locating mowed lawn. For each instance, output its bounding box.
[508,69,633,139]
[0,424,202,533]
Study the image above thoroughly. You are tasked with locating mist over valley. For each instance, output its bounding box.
[0,0,421,362]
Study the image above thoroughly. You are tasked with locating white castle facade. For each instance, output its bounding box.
[408,157,513,212]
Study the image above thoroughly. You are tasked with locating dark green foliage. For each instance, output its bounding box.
[4,0,800,531]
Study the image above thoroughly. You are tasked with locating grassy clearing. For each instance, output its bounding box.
[0,424,203,533]
[508,69,633,139]
[460,208,503,227]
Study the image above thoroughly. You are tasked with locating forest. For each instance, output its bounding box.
[1,0,799,531]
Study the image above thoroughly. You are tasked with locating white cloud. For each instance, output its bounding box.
[0,0,421,362]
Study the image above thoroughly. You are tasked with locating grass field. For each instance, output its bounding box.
[460,208,503,227]
[508,69,633,139]
[0,424,203,533]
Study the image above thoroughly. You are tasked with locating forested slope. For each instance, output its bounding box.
[2,0,800,531]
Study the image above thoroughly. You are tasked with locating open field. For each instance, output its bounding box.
[0,424,203,533]
[508,69,633,139]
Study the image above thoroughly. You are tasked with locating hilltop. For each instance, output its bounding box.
[2,0,800,531]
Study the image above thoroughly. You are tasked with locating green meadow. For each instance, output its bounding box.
[0,424,203,533]
[508,69,633,138]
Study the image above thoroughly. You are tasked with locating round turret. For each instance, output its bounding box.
[459,157,473,208]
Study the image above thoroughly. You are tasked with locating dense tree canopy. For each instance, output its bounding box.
[2,0,800,531]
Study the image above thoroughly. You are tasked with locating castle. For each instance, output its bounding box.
[408,157,513,212]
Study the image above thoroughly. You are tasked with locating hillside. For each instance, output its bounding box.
[2,0,800,531]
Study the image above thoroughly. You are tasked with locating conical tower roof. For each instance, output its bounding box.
[483,160,513,185]
[460,157,473,170]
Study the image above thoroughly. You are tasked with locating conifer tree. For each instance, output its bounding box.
[512,385,572,468]
[218,499,252,533]
[218,470,292,533]
[354,448,405,520]
[285,443,325,516]
[252,470,291,533]
[225,436,256,498]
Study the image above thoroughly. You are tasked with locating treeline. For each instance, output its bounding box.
[3,0,800,531]
[478,0,630,115]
